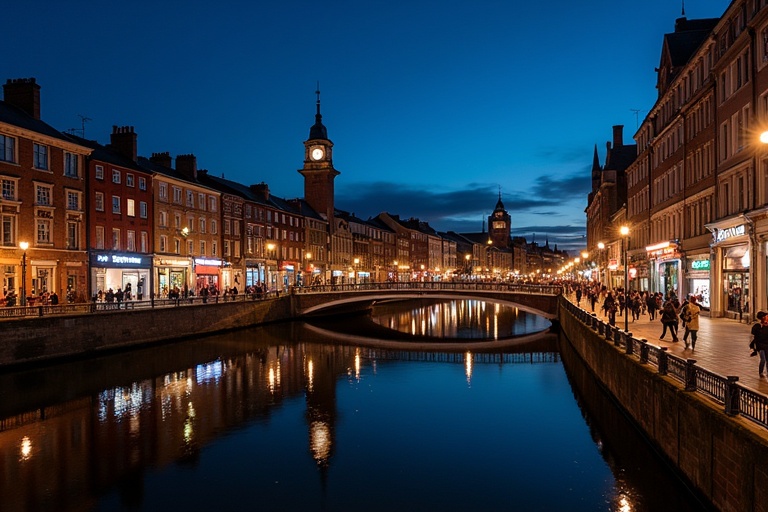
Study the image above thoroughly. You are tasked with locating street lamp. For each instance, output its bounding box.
[19,241,29,306]
[620,225,630,332]
[353,257,359,285]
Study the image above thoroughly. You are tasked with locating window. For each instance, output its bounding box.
[188,240,194,255]
[2,214,15,246]
[160,211,168,227]
[112,228,120,250]
[37,219,51,244]
[159,182,168,200]
[112,195,121,214]
[198,193,206,210]
[225,220,231,235]
[199,218,206,234]
[112,169,121,184]
[95,192,104,211]
[224,240,231,257]
[126,173,134,187]
[173,187,182,204]
[140,201,148,219]
[66,190,80,211]
[95,226,105,249]
[186,190,194,207]
[200,240,206,256]
[159,235,167,253]
[1,178,16,200]
[212,241,218,256]
[0,135,15,163]
[174,213,181,229]
[64,152,79,177]
[66,221,79,249]
[233,221,240,236]
[95,165,104,180]
[138,177,147,190]
[127,230,136,251]
[174,238,181,254]
[209,196,217,212]
[211,219,217,234]
[127,198,135,217]
[36,184,52,206]
[33,143,48,170]
[140,231,148,253]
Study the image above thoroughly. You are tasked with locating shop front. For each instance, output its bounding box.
[90,252,151,301]
[194,257,224,295]
[245,260,265,288]
[706,220,752,320]
[155,257,192,298]
[646,241,682,298]
[685,254,711,309]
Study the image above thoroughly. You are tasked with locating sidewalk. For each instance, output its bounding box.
[566,294,768,394]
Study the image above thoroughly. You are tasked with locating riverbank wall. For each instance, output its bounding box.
[558,297,768,512]
[0,297,291,369]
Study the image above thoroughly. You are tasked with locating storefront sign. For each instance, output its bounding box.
[690,259,710,271]
[158,259,190,267]
[91,253,149,267]
[194,258,223,267]
[715,224,745,243]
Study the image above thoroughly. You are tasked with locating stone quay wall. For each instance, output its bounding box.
[558,297,768,512]
[0,297,291,369]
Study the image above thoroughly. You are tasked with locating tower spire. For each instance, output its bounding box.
[681,0,685,16]
[308,82,328,140]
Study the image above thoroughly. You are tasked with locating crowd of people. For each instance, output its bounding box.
[567,281,701,350]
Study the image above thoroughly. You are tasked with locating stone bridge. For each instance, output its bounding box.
[289,282,562,319]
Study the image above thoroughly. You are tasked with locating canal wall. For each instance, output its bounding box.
[558,297,768,512]
[0,298,291,369]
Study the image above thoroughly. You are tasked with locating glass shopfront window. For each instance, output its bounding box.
[723,244,749,314]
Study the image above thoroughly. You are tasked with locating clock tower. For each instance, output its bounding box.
[488,191,511,247]
[299,87,339,225]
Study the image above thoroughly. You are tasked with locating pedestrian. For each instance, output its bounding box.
[575,287,582,307]
[659,301,679,342]
[750,311,768,377]
[646,293,657,321]
[680,296,700,349]
[50,290,59,305]
[589,289,597,312]
[603,292,617,326]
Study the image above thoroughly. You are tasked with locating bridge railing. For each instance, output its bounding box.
[562,298,768,430]
[293,281,563,295]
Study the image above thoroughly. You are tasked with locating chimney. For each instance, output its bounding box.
[150,152,172,168]
[3,78,41,119]
[176,154,197,180]
[250,182,270,201]
[109,125,138,162]
[612,125,624,148]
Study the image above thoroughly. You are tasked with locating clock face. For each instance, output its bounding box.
[311,147,324,160]
[493,221,506,229]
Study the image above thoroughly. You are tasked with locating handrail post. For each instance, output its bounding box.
[639,339,649,363]
[604,323,612,341]
[724,376,741,416]
[658,347,668,375]
[624,332,633,355]
[684,359,698,391]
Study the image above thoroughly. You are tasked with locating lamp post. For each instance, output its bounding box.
[393,260,398,282]
[353,257,359,285]
[19,241,29,307]
[620,225,630,332]
[266,242,276,291]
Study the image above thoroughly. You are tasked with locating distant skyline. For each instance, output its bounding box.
[5,0,728,251]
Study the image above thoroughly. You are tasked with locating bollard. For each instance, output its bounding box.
[684,359,698,391]
[38,305,43,317]
[639,339,649,363]
[605,324,612,341]
[597,321,604,336]
[658,347,668,375]
[724,376,741,416]
[624,332,633,355]
[591,313,597,330]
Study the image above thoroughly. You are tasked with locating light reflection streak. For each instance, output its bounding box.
[354,349,361,380]
[19,436,32,461]
[465,351,473,384]
[309,420,331,466]
[307,359,314,392]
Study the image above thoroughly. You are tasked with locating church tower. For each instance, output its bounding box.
[488,191,511,247]
[298,87,340,226]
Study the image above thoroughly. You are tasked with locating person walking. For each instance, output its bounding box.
[680,296,701,349]
[646,293,658,321]
[751,311,768,377]
[659,301,679,342]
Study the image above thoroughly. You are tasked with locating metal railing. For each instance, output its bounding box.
[563,299,768,429]
[0,281,561,320]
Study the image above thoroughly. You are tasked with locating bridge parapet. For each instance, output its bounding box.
[290,282,561,318]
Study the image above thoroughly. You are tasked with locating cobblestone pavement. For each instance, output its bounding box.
[566,294,768,394]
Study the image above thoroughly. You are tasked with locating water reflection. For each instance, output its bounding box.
[0,311,711,511]
[370,299,550,339]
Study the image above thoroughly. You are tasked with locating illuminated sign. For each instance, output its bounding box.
[691,259,710,271]
[91,253,148,267]
[195,258,223,266]
[715,224,745,243]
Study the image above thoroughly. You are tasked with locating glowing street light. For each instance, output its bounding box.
[19,241,29,307]
[620,225,630,332]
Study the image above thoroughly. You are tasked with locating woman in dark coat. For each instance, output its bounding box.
[659,301,679,342]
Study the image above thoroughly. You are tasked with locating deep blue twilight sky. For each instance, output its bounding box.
[6,0,727,251]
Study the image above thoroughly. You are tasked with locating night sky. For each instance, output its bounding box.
[6,0,727,251]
